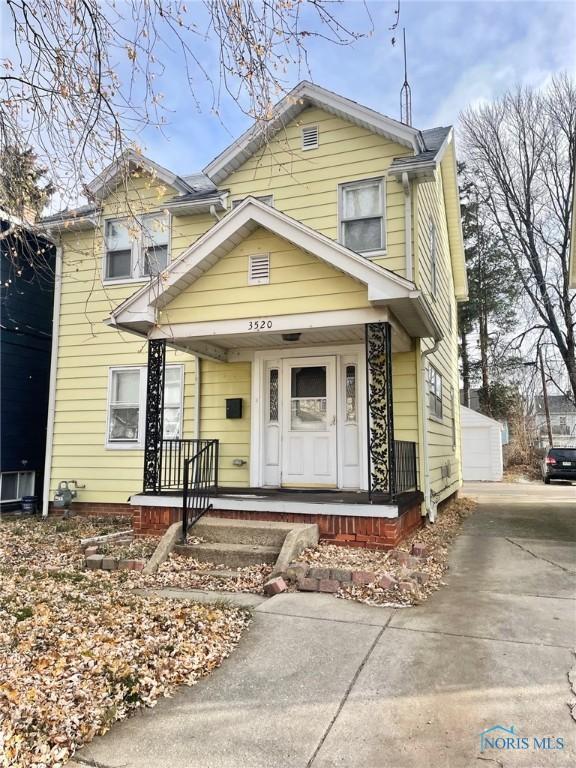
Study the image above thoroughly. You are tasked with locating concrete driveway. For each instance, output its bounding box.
[74,484,575,768]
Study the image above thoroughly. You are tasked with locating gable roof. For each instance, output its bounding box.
[108,197,442,341]
[203,81,426,185]
[86,148,195,201]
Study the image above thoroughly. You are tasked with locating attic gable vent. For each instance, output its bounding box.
[301,124,319,150]
[248,254,270,285]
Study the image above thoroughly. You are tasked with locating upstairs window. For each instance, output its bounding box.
[104,212,170,282]
[428,365,443,420]
[141,213,169,275]
[340,178,385,254]
[105,219,133,280]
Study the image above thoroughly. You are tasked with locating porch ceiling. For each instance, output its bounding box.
[175,323,410,359]
[148,307,413,360]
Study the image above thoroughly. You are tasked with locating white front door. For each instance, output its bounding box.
[281,356,338,487]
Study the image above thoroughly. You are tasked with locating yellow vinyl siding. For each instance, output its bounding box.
[199,361,251,486]
[223,107,410,277]
[414,171,462,502]
[162,228,371,324]
[392,349,419,447]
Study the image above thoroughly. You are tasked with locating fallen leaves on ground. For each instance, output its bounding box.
[0,517,251,768]
[135,555,273,594]
[503,463,541,482]
[297,497,477,607]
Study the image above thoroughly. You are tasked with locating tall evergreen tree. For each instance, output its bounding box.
[0,146,54,223]
[458,163,519,416]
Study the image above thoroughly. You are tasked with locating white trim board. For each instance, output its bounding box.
[129,493,400,519]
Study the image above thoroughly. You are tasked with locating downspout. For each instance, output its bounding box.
[421,339,440,522]
[42,244,63,517]
[194,356,201,439]
[402,172,413,282]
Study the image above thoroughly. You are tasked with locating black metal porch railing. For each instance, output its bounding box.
[182,439,219,541]
[394,440,418,495]
[157,439,219,492]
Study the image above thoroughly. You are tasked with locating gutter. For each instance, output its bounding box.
[42,244,63,517]
[421,339,441,522]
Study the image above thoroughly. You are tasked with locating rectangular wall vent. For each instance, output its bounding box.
[302,124,319,150]
[248,254,270,285]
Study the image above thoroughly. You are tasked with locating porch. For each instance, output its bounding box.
[130,319,424,547]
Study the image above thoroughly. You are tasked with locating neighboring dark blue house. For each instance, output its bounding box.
[1,214,55,510]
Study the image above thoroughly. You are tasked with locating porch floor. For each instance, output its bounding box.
[153,487,400,505]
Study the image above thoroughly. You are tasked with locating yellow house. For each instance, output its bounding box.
[42,82,467,547]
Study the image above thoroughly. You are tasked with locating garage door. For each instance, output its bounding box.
[462,426,493,481]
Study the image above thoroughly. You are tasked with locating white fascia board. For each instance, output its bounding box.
[111,197,416,325]
[148,307,393,341]
[204,81,422,184]
[441,137,468,301]
[87,149,193,200]
[43,215,98,233]
[165,196,227,216]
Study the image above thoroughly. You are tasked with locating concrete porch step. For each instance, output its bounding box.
[192,517,301,547]
[173,542,280,568]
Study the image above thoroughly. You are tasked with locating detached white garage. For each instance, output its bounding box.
[461,406,503,481]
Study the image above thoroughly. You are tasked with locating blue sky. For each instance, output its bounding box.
[136,0,576,175]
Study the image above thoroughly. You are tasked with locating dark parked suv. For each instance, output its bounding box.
[542,447,576,484]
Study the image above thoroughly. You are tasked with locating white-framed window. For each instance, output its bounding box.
[429,217,438,296]
[141,212,170,276]
[339,178,386,254]
[106,364,184,448]
[104,212,170,283]
[0,471,35,502]
[231,195,274,209]
[428,365,443,420]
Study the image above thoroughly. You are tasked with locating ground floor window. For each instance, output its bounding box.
[428,365,443,420]
[0,471,35,502]
[106,364,183,448]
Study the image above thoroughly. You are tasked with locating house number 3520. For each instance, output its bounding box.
[248,320,273,331]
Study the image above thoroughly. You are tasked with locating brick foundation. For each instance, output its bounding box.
[52,493,424,549]
[131,491,424,549]
[48,502,132,519]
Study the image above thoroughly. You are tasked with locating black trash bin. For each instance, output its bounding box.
[21,496,38,514]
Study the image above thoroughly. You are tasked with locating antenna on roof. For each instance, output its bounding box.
[400,28,412,126]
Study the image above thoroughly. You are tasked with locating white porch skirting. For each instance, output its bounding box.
[129,493,400,519]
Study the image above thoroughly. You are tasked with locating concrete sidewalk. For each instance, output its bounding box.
[73,491,576,768]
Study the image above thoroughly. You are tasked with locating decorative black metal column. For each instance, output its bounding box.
[143,338,166,493]
[365,322,396,501]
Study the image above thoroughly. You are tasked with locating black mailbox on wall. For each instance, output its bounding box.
[226,398,243,419]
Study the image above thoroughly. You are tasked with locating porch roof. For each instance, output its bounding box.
[107,198,442,357]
